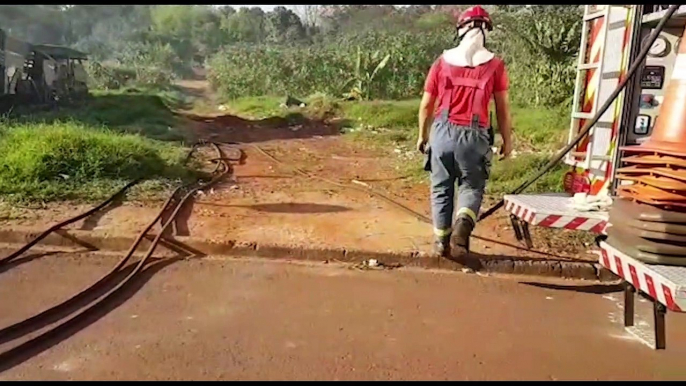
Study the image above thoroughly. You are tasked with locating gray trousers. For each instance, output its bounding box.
[429,117,493,239]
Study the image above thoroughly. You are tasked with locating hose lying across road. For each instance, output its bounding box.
[477,4,680,222]
[249,143,432,224]
[191,124,582,258]
[0,141,241,373]
[0,179,141,267]
[237,142,568,258]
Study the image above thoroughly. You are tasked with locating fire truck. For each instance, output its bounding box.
[503,5,686,350]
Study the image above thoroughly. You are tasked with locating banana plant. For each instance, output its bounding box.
[342,46,391,101]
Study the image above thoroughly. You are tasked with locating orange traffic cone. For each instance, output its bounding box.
[616,165,686,182]
[622,154,686,168]
[617,174,686,191]
[622,26,686,157]
[617,185,686,209]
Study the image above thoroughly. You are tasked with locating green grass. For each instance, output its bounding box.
[0,121,196,203]
[0,88,203,203]
[342,100,418,129]
[221,96,285,119]
[14,87,192,143]
[222,94,570,195]
[506,104,570,151]
[487,154,565,195]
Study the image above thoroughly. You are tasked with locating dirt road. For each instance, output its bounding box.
[0,251,684,381]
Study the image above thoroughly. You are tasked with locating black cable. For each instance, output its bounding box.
[478,4,680,222]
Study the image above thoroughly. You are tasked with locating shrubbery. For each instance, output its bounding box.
[208,32,450,101]
[87,42,189,90]
[207,6,583,108]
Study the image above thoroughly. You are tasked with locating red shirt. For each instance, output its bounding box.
[423,56,509,127]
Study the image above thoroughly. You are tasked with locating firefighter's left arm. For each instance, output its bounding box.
[418,91,436,145]
[418,59,440,153]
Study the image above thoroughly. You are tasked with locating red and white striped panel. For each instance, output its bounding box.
[503,194,608,234]
[599,241,686,312]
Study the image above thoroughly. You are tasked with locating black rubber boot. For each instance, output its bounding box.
[449,216,475,260]
[433,235,451,258]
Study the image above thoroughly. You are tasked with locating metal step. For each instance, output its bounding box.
[599,241,686,311]
[578,63,600,70]
[602,71,621,80]
[572,112,596,120]
[642,5,686,27]
[584,11,606,22]
[504,193,609,230]
[570,152,613,161]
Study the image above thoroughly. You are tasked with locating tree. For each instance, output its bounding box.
[265,6,306,44]
[222,7,267,44]
[216,5,236,19]
[292,5,322,28]
[490,5,583,106]
[0,5,69,44]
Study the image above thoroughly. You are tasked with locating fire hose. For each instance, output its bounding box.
[478,4,680,222]
[0,142,239,373]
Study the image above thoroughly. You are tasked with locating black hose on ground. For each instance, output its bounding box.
[0,143,236,373]
[0,143,230,345]
[478,4,680,222]
[0,140,210,269]
[0,179,141,267]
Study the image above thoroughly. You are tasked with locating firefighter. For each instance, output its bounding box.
[416,5,513,260]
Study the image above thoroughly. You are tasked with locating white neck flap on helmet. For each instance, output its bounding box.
[442,24,495,68]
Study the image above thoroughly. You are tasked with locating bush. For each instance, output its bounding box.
[87,62,138,90]
[208,6,582,108]
[489,6,582,107]
[88,61,175,91]
[87,42,188,90]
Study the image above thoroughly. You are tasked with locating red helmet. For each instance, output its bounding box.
[457,6,493,32]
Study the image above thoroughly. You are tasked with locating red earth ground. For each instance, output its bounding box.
[0,250,683,381]
[0,80,595,265]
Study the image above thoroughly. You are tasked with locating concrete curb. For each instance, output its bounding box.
[0,229,618,282]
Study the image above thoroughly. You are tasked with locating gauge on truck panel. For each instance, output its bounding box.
[651,36,670,57]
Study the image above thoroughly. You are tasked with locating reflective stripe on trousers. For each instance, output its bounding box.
[429,112,492,237]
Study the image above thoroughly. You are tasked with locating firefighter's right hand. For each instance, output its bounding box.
[416,137,428,154]
[499,142,512,160]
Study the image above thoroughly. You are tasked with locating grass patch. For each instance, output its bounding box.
[487,154,566,195]
[221,96,285,119]
[0,121,196,203]
[506,104,570,150]
[0,87,203,203]
[13,88,192,143]
[341,100,418,130]
[337,98,570,152]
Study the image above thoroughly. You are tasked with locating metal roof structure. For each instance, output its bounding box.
[32,44,88,60]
